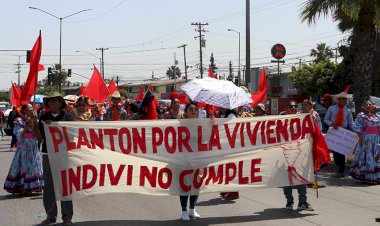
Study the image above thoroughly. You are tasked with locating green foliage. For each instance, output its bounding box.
[310,43,334,63]
[119,89,128,99]
[37,87,64,96]
[288,61,340,97]
[166,66,181,79]
[0,92,9,101]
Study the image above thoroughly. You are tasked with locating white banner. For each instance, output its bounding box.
[324,127,359,156]
[44,114,315,201]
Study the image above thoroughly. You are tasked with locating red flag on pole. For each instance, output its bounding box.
[312,119,330,171]
[108,79,118,94]
[20,31,42,105]
[344,85,351,94]
[207,66,213,78]
[140,90,158,120]
[38,64,45,71]
[147,84,159,107]
[79,84,86,96]
[135,84,145,102]
[250,67,268,108]
[85,66,110,103]
[11,82,21,107]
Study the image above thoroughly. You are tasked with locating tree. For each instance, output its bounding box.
[310,43,334,63]
[42,64,69,88]
[166,66,181,79]
[209,52,218,73]
[288,61,340,97]
[119,89,129,99]
[300,0,378,113]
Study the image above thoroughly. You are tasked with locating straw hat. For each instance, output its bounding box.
[333,92,348,102]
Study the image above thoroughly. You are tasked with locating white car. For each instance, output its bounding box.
[0,102,13,135]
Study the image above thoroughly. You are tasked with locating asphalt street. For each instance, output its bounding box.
[0,135,380,226]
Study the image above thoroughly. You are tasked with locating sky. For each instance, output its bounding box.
[0,0,347,91]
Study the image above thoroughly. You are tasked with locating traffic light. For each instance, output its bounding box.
[26,50,31,63]
[67,69,72,77]
[234,77,238,86]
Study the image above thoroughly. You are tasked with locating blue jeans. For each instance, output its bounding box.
[283,184,307,204]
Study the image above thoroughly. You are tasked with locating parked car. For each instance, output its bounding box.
[341,94,380,115]
[0,102,13,135]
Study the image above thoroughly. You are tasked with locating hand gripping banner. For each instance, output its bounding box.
[44,114,316,201]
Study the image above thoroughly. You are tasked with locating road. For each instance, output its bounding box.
[0,136,380,226]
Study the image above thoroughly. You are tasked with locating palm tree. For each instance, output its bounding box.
[166,66,181,79]
[300,0,378,114]
[310,43,334,63]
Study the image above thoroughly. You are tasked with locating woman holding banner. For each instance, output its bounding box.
[350,100,380,184]
[179,102,201,221]
[3,104,44,196]
[72,96,93,121]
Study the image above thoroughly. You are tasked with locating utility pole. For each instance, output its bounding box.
[116,76,119,88]
[191,22,208,78]
[245,0,251,89]
[16,56,22,86]
[178,44,188,81]
[96,47,109,79]
[299,58,302,69]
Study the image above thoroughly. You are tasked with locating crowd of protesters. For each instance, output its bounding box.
[1,88,380,224]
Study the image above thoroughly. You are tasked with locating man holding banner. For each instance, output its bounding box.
[324,92,356,178]
[39,93,75,226]
[281,101,314,211]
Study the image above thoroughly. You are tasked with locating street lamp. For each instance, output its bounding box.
[29,6,92,92]
[75,50,102,73]
[228,28,241,86]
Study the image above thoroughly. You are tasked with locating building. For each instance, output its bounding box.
[118,79,187,100]
[250,67,303,115]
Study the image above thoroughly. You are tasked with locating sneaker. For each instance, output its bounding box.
[285,201,294,210]
[181,211,190,221]
[297,202,314,211]
[189,208,201,219]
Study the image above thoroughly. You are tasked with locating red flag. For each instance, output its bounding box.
[171,89,188,104]
[250,67,268,108]
[108,79,118,94]
[20,31,42,105]
[140,90,158,120]
[207,66,213,78]
[85,66,110,103]
[148,84,159,107]
[312,119,330,171]
[135,84,145,102]
[11,82,21,107]
[344,85,351,94]
[197,102,217,117]
[79,84,86,96]
[38,64,45,71]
